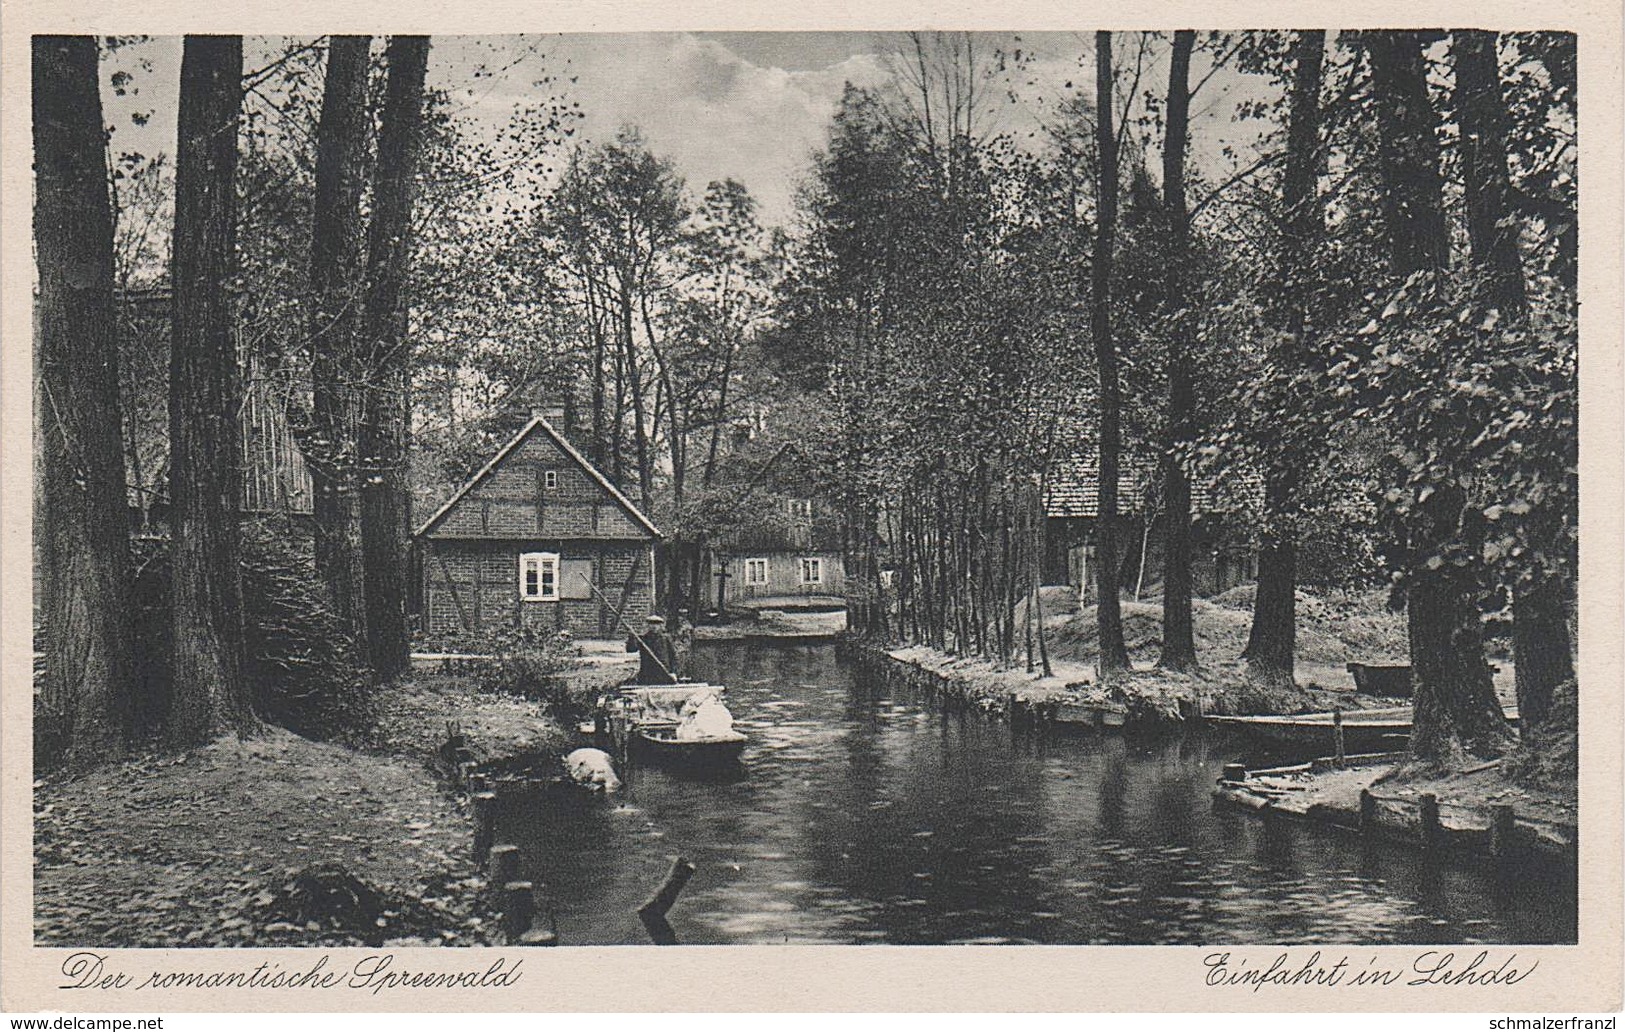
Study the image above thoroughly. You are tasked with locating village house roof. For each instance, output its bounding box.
[112,286,314,517]
[1044,452,1264,519]
[414,415,661,540]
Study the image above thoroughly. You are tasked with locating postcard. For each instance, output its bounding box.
[2,0,1620,1015]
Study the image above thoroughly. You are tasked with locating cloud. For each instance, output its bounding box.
[447,32,892,227]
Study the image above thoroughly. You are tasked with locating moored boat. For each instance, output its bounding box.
[1206,704,1519,753]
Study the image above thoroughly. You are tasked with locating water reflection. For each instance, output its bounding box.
[495,641,1576,945]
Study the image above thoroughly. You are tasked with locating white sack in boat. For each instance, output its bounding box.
[674,696,735,741]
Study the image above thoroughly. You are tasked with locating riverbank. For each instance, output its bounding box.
[375,640,635,765]
[693,607,848,642]
[33,647,636,948]
[1212,751,1578,865]
[844,635,1576,881]
[853,641,1396,729]
[857,585,1522,727]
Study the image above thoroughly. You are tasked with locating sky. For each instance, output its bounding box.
[101,32,1277,229]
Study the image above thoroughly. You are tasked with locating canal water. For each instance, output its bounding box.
[500,641,1577,945]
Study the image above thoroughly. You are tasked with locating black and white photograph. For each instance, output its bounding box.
[3,7,1621,1016]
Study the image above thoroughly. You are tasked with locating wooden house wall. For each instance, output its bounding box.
[1046,515,1257,600]
[714,550,846,605]
[421,539,654,640]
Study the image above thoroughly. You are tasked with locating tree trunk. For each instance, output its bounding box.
[360,35,430,682]
[1365,32,1451,278]
[33,35,137,769]
[168,35,258,746]
[1455,31,1528,315]
[1410,565,1508,760]
[1366,30,1510,762]
[308,35,372,649]
[1158,29,1198,672]
[1454,28,1575,731]
[1092,31,1130,674]
[704,332,739,486]
[1244,29,1325,684]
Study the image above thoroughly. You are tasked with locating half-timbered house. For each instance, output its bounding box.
[414,413,660,642]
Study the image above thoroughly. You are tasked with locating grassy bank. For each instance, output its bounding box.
[872,585,1438,726]
[33,647,636,948]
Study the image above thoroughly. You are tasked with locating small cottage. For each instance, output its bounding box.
[1043,451,1261,599]
[414,414,659,642]
[700,440,846,615]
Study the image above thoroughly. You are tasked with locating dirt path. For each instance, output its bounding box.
[33,729,484,948]
[33,650,637,948]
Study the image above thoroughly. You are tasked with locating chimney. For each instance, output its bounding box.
[530,403,568,429]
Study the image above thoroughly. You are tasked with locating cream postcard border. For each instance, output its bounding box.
[1,0,1619,1013]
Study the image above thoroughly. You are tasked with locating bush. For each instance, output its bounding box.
[128,520,373,742]
[239,521,373,739]
[476,624,583,724]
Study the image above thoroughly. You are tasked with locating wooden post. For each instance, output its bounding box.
[1491,804,1517,860]
[1332,707,1346,767]
[1419,792,1441,852]
[1359,788,1377,836]
[487,844,520,903]
[502,880,534,940]
[637,856,696,946]
[457,761,475,790]
[472,790,497,866]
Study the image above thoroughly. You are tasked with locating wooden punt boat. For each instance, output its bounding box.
[1206,705,1518,752]
[633,726,748,766]
[596,683,749,769]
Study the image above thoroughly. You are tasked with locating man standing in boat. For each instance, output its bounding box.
[627,614,680,684]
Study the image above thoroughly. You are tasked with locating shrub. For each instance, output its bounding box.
[239,521,373,739]
[127,520,373,743]
[477,624,583,724]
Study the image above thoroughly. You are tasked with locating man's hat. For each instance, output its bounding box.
[645,614,666,625]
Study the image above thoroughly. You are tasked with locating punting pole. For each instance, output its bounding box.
[578,572,677,684]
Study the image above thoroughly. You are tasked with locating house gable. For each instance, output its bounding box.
[416,417,660,541]
[1044,453,1264,520]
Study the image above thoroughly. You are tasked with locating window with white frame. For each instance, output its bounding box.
[799,557,823,585]
[543,470,558,489]
[519,551,559,601]
[743,558,769,586]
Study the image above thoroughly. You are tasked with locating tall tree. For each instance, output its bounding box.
[33,35,137,769]
[1092,32,1130,674]
[1243,30,1326,684]
[168,35,258,744]
[307,35,372,648]
[360,35,431,681]
[1364,30,1509,761]
[1453,29,1574,732]
[1157,29,1198,672]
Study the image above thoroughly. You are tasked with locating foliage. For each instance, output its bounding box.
[475,624,583,725]
[1323,271,1577,602]
[128,521,374,745]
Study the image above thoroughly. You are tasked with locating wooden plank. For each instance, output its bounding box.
[611,548,645,628]
[536,464,547,533]
[596,549,608,637]
[433,544,472,632]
